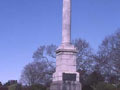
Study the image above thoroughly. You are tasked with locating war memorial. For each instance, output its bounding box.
[50,0,82,90]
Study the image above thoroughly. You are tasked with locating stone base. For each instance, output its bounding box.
[50,81,81,90]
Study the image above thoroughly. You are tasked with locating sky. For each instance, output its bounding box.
[0,0,120,83]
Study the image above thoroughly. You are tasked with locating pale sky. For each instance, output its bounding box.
[0,0,120,83]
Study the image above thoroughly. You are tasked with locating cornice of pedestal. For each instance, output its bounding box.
[56,43,77,53]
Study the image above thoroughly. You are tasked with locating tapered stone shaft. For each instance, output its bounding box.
[62,0,71,44]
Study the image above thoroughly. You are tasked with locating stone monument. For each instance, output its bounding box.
[50,0,81,90]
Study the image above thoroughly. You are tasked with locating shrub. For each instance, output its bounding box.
[117,84,120,90]
[82,85,93,90]
[31,84,46,90]
[8,84,16,90]
[95,82,116,90]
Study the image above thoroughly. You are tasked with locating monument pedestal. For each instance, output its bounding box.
[53,44,79,82]
[50,81,81,90]
[50,44,82,90]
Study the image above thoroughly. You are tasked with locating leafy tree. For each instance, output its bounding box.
[4,81,11,87]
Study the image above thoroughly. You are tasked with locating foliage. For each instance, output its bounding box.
[117,84,120,90]
[82,85,93,90]
[16,84,22,90]
[8,84,16,90]
[4,82,11,87]
[4,80,17,87]
[0,82,2,87]
[95,82,116,90]
[29,84,46,90]
[86,71,104,87]
[21,84,46,90]
[0,87,8,90]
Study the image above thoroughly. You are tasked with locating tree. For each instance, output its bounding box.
[4,80,17,87]
[4,81,11,87]
[73,38,93,71]
[20,61,52,86]
[0,82,2,87]
[96,30,120,84]
[20,45,57,86]
[32,45,57,70]
[73,39,94,85]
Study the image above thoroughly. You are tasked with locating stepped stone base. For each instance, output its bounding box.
[50,81,81,90]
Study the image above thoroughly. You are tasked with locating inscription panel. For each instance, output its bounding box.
[63,73,76,81]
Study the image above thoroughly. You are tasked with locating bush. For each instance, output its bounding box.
[82,85,93,90]
[16,84,22,90]
[29,84,46,90]
[0,87,8,90]
[95,82,116,90]
[8,84,16,90]
[117,84,120,90]
[8,84,22,90]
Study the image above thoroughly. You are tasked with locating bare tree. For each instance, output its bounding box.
[32,45,57,70]
[96,30,120,84]
[20,45,57,86]
[20,61,52,86]
[73,38,94,72]
[72,38,94,85]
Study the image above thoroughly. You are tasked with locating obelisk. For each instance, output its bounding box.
[62,0,71,45]
[50,0,81,90]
